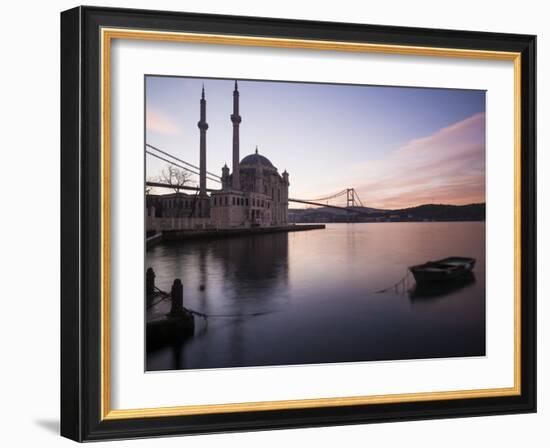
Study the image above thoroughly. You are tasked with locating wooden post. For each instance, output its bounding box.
[146,267,155,297]
[170,279,184,316]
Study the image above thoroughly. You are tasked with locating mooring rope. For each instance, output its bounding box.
[148,270,413,320]
[147,286,274,319]
[374,270,412,294]
[146,286,172,310]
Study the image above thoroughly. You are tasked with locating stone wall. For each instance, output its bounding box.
[146,215,212,232]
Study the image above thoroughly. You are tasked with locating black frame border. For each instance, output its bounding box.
[61,6,536,442]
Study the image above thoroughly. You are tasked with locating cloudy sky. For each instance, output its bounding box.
[145,76,485,209]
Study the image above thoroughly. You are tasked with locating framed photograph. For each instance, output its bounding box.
[60,6,536,441]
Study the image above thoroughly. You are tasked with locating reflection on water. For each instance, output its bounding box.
[146,222,485,371]
[409,272,476,300]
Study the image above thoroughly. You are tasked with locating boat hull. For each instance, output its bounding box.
[409,257,476,284]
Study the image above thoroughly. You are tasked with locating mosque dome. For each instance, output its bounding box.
[240,147,276,169]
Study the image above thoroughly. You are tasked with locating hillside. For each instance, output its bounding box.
[288,203,485,223]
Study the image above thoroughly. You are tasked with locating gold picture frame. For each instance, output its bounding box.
[61,6,536,441]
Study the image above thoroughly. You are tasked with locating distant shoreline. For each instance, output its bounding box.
[289,203,485,224]
[288,219,485,224]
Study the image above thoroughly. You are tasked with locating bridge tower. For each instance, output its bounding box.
[346,188,356,208]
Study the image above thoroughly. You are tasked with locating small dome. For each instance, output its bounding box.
[240,147,275,169]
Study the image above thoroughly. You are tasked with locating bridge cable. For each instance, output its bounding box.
[146,151,221,184]
[146,143,221,180]
[296,189,348,202]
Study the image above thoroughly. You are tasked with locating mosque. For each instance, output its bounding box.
[146,81,290,232]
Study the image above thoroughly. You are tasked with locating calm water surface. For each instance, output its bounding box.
[146,222,485,371]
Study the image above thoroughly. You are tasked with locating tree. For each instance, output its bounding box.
[158,165,192,193]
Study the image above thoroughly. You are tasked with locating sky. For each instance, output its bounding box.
[145,76,485,210]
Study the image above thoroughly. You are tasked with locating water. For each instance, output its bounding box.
[146,222,485,371]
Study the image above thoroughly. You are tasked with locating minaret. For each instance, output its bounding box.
[231,80,242,190]
[221,163,230,190]
[282,169,289,185]
[197,85,208,196]
[282,170,289,224]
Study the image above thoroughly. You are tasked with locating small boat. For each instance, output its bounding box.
[409,257,476,284]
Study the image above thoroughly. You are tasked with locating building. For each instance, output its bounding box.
[146,191,212,233]
[146,81,289,232]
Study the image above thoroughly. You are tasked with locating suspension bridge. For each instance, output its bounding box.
[145,143,370,215]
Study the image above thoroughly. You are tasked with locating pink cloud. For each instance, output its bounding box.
[146,109,182,135]
[356,112,486,209]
